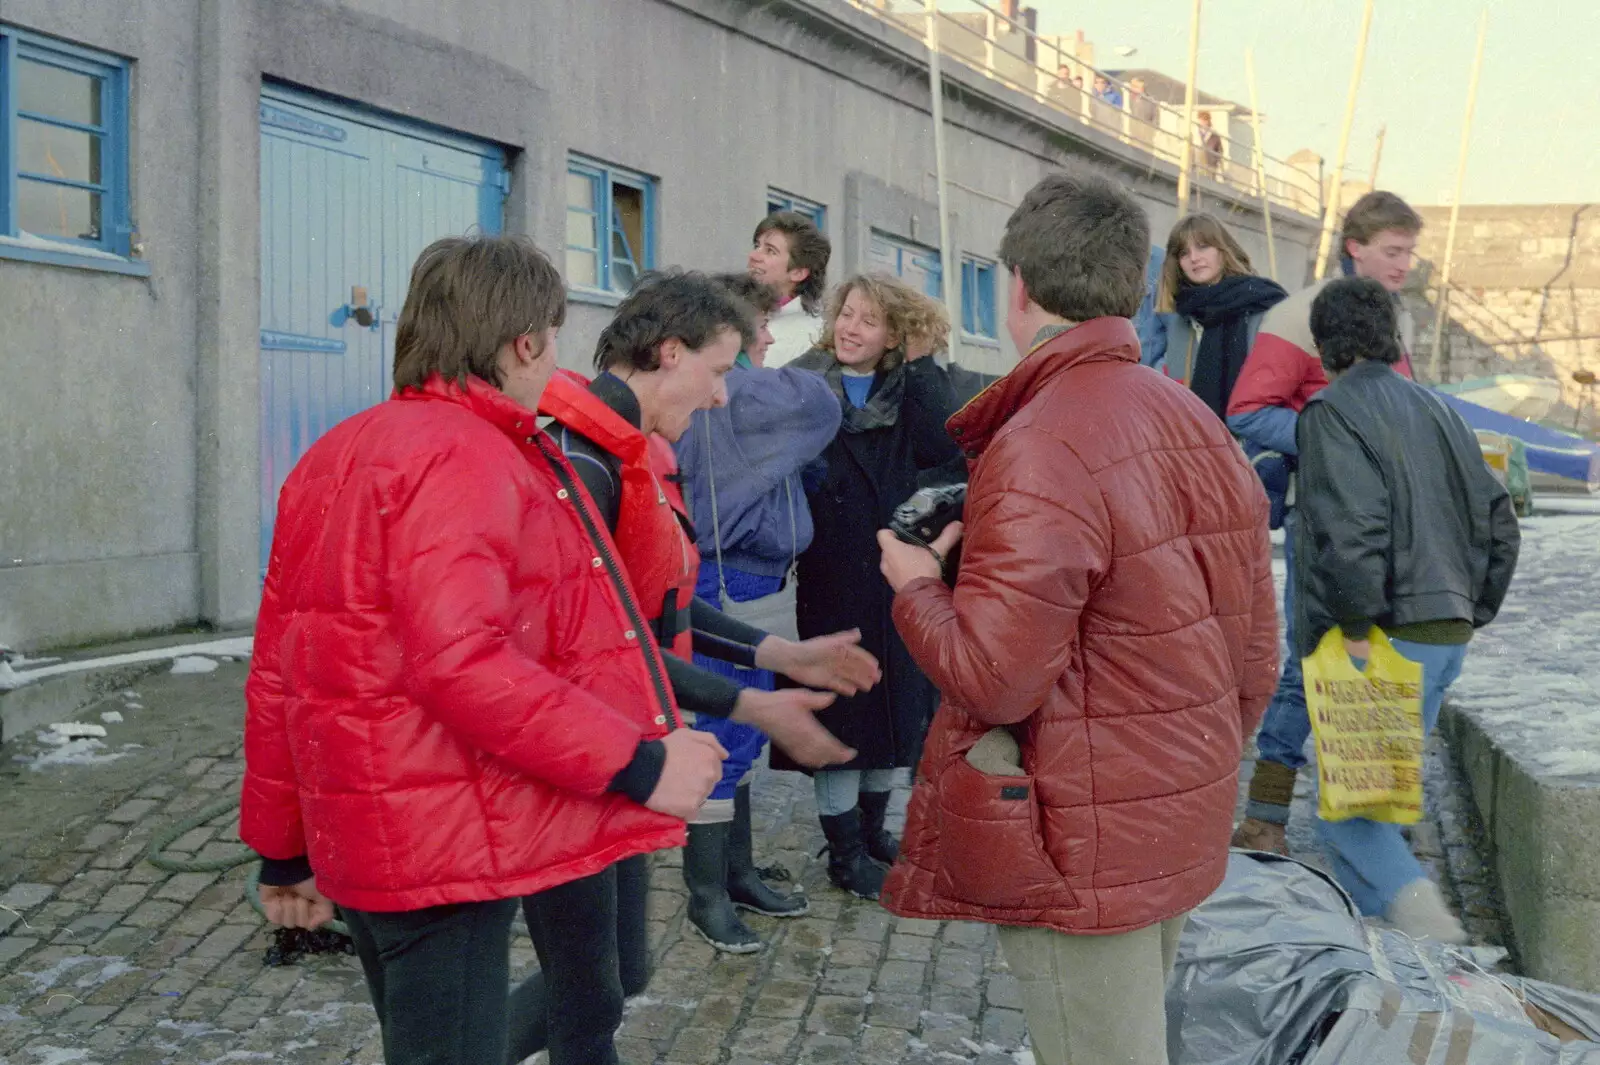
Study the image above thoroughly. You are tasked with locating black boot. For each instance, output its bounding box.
[818,810,887,900]
[727,783,808,918]
[683,822,762,954]
[857,789,899,865]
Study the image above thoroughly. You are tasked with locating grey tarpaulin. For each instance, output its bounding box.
[1167,850,1600,1064]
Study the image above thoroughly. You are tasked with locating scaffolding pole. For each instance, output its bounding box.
[1429,10,1489,382]
[1314,0,1375,279]
[1244,48,1277,282]
[1175,0,1203,212]
[925,0,960,364]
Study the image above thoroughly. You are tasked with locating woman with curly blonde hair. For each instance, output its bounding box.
[779,273,961,900]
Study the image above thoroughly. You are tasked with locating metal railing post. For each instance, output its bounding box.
[924,0,961,365]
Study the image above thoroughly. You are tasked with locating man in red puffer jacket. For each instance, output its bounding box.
[241,235,726,1065]
[877,173,1279,1065]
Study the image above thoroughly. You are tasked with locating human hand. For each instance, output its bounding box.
[876,522,964,592]
[645,729,728,820]
[1343,637,1372,662]
[732,688,855,768]
[259,878,336,930]
[754,630,881,695]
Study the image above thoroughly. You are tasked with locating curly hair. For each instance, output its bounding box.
[1309,277,1401,374]
[816,273,950,373]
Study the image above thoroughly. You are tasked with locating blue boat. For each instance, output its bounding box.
[1435,391,1600,493]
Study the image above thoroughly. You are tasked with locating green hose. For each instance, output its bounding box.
[145,795,348,936]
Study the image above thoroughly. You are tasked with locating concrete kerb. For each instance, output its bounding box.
[0,632,254,745]
[0,662,166,746]
[1440,701,1600,993]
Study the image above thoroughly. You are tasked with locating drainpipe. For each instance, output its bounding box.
[1534,203,1591,342]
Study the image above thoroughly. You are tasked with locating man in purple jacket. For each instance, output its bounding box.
[673,273,844,952]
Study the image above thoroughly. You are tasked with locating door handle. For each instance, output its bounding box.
[332,285,380,330]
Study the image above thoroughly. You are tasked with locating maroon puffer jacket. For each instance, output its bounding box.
[881,319,1279,934]
[241,375,684,913]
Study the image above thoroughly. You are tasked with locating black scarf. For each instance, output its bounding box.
[792,348,907,433]
[1174,275,1288,418]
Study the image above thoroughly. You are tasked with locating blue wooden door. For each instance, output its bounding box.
[258,88,507,575]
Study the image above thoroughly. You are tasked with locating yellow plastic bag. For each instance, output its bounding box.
[1303,627,1425,824]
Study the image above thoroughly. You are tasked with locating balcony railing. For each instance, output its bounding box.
[846,0,1324,217]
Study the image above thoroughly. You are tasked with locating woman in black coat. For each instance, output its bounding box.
[780,272,960,899]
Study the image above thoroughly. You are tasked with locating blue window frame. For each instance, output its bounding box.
[868,230,942,299]
[767,189,825,230]
[566,156,655,294]
[0,26,139,272]
[961,255,998,339]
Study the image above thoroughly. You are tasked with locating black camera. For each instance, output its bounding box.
[889,482,966,581]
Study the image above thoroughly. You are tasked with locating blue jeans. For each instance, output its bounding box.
[1245,511,1310,825]
[691,563,777,802]
[1316,639,1468,916]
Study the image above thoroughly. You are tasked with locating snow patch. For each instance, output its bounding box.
[157,1018,224,1039]
[25,1048,91,1065]
[19,954,99,993]
[48,722,107,740]
[75,959,136,989]
[21,737,130,770]
[170,655,220,675]
[100,710,124,724]
[1531,748,1600,779]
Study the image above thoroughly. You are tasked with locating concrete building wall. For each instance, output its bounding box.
[0,0,205,649]
[0,0,1321,650]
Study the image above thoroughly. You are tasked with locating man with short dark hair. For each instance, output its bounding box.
[749,210,831,367]
[243,235,728,1065]
[877,172,1279,1065]
[1228,189,1428,856]
[1296,277,1519,941]
[535,271,867,968]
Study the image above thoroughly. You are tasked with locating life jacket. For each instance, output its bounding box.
[538,371,700,660]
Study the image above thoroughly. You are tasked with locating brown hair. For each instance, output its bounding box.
[594,269,755,373]
[816,273,950,373]
[1341,190,1423,249]
[1156,213,1255,312]
[753,211,831,315]
[999,171,1148,321]
[710,272,780,317]
[392,235,566,392]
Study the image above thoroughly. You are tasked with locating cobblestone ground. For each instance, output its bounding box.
[0,646,1510,1064]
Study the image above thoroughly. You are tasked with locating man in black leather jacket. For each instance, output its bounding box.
[1295,277,1520,943]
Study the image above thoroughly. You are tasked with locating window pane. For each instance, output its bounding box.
[565,248,599,289]
[18,119,103,186]
[17,178,102,242]
[565,207,598,250]
[16,59,103,127]
[612,183,646,291]
[566,170,598,210]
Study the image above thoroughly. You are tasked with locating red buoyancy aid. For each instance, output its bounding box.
[538,371,700,660]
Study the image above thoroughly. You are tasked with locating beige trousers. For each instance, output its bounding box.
[997,915,1188,1065]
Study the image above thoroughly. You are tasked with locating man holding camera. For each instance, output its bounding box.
[877,172,1279,1065]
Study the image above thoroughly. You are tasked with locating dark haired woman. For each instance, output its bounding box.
[1148,213,1287,420]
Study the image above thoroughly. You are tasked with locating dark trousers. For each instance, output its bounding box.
[342,856,653,1065]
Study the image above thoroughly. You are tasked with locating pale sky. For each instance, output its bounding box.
[986,1,1599,206]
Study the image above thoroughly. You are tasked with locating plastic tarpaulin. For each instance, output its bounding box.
[1168,851,1600,1064]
